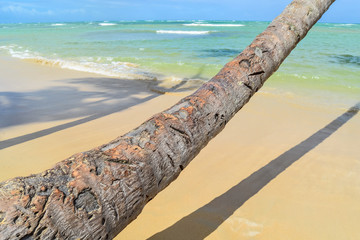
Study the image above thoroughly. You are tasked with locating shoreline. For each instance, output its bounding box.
[1,57,359,239]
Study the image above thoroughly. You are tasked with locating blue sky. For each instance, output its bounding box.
[0,0,359,24]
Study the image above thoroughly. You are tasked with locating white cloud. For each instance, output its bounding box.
[1,5,53,16]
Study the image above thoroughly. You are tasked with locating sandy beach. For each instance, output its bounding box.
[1,56,359,239]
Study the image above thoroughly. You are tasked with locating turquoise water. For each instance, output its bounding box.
[0,20,359,107]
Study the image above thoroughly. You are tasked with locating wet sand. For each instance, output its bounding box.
[1,57,359,239]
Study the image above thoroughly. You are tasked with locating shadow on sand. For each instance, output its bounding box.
[0,70,205,150]
[148,102,360,240]
[0,77,158,149]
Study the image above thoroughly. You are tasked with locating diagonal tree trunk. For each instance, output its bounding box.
[0,0,335,239]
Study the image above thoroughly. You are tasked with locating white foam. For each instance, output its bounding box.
[51,23,65,26]
[156,30,210,35]
[335,23,355,27]
[0,44,154,80]
[99,23,117,26]
[58,60,146,79]
[3,45,36,59]
[183,23,245,27]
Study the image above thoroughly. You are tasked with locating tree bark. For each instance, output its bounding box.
[0,0,335,239]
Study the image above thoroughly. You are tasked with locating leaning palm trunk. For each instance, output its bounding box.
[0,0,335,239]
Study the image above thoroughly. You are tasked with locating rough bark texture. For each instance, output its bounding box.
[0,0,335,239]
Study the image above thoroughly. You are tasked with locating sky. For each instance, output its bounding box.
[0,0,359,24]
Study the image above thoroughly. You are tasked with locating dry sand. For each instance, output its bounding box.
[0,56,359,239]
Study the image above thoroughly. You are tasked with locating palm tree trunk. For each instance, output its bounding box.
[0,0,335,239]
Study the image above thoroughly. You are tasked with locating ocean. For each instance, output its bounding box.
[0,20,359,108]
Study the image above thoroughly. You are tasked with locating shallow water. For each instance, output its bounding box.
[0,20,359,107]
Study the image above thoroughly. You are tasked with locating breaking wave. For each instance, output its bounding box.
[51,23,66,26]
[0,44,155,80]
[99,23,117,26]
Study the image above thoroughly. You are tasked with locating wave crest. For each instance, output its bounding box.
[51,23,65,26]
[99,23,117,26]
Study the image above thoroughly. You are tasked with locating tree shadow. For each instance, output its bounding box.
[149,66,206,94]
[148,102,360,240]
[0,78,153,129]
[0,70,205,149]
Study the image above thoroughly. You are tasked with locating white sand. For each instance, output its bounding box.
[0,57,359,239]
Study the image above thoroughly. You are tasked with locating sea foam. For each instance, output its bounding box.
[0,44,154,80]
[99,23,117,26]
[334,23,355,27]
[51,23,65,26]
[156,30,210,35]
